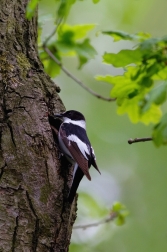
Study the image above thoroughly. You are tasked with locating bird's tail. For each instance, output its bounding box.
[68,163,84,204]
[92,159,101,174]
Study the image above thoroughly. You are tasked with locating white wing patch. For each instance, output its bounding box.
[67,134,90,159]
[91,146,96,160]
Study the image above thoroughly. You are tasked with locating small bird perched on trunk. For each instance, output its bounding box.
[55,110,101,203]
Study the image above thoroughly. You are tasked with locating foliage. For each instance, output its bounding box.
[112,201,129,226]
[78,194,128,226]
[26,0,39,20]
[32,0,167,147]
[71,194,128,251]
[39,23,96,77]
[27,0,167,149]
[96,31,167,146]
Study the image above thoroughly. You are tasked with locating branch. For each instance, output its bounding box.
[128,137,153,144]
[43,18,63,47]
[43,46,116,102]
[42,21,116,102]
[73,211,117,230]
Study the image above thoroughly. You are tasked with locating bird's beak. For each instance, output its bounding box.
[54,113,63,118]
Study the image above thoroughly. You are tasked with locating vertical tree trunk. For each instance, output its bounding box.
[0,0,77,251]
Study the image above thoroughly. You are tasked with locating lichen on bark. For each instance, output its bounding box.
[0,0,77,251]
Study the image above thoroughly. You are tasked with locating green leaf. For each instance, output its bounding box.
[96,68,141,98]
[96,75,115,84]
[39,48,61,78]
[58,24,96,41]
[102,30,138,42]
[26,0,39,20]
[111,79,139,98]
[111,202,129,226]
[103,49,142,67]
[128,89,138,99]
[57,0,76,20]
[75,39,97,68]
[116,215,125,226]
[92,0,100,3]
[112,202,124,211]
[153,113,167,146]
[136,32,152,41]
[140,104,162,125]
[56,24,96,68]
[117,97,140,123]
[77,55,88,69]
[148,82,167,105]
[56,40,75,55]
[139,38,160,51]
[138,77,153,88]
[117,98,162,125]
[43,58,61,77]
[153,66,167,80]
[102,30,151,42]
[96,73,139,99]
[56,36,96,68]
[141,82,167,113]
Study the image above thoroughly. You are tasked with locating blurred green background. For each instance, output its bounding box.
[39,0,167,251]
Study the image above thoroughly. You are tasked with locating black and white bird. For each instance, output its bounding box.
[55,110,101,203]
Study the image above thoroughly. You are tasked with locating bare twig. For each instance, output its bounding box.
[43,46,116,102]
[128,137,153,144]
[43,18,63,47]
[42,18,116,102]
[73,211,118,230]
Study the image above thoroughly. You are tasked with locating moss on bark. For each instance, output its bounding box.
[0,1,77,251]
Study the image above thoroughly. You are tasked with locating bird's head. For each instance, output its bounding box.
[54,110,86,129]
[55,110,85,121]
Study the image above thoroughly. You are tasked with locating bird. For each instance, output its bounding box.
[54,110,101,203]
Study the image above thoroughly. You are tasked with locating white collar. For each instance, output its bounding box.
[63,117,86,129]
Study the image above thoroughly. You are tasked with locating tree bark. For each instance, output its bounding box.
[0,0,77,251]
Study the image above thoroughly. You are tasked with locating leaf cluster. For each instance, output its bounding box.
[97,31,167,146]
[112,201,129,226]
[39,23,97,77]
[27,1,167,147]
[77,193,128,228]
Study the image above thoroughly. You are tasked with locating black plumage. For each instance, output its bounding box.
[54,110,101,203]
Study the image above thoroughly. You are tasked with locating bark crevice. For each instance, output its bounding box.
[26,191,40,251]
[7,122,16,147]
[12,215,19,252]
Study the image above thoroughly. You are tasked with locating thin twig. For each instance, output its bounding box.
[73,211,118,230]
[128,137,153,144]
[42,18,116,102]
[43,18,63,47]
[43,46,116,102]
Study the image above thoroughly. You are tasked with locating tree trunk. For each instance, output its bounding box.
[0,0,77,251]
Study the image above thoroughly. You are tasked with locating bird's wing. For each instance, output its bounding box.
[60,126,91,181]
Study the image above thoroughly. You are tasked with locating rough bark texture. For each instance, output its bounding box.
[0,0,77,251]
